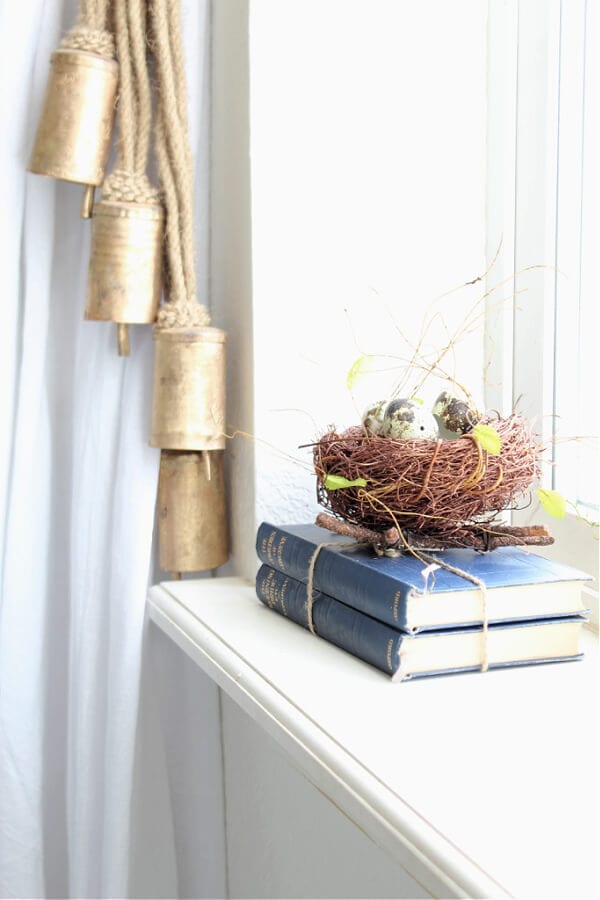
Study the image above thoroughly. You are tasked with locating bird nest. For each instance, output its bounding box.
[314,414,542,545]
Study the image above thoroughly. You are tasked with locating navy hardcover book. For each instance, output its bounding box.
[256,522,591,633]
[256,564,586,680]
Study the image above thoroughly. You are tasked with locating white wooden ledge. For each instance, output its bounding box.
[148,577,598,899]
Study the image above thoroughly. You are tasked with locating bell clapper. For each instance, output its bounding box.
[117,323,130,357]
[81,184,95,219]
[204,450,212,481]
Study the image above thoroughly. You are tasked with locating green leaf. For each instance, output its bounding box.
[323,474,368,491]
[409,396,424,405]
[472,423,502,455]
[346,355,375,391]
[537,488,567,519]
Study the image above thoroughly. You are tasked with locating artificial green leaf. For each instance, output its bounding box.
[409,396,424,406]
[537,488,567,519]
[346,355,375,391]
[323,474,368,491]
[473,423,502,455]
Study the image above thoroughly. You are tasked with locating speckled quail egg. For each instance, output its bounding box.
[362,400,387,435]
[380,399,439,440]
[432,391,480,435]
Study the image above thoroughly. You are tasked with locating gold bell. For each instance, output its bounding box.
[85,200,164,348]
[28,49,118,189]
[158,450,229,573]
[150,327,226,450]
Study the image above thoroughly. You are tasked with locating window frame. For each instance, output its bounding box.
[485,0,598,623]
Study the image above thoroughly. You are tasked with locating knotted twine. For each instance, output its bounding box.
[150,0,210,327]
[306,536,490,673]
[61,0,115,58]
[102,0,159,205]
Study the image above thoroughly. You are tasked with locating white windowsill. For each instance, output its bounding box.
[148,577,598,900]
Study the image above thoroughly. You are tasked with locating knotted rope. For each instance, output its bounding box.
[102,0,160,205]
[151,0,210,327]
[61,0,115,58]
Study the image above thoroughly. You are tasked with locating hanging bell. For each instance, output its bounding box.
[150,327,226,450]
[85,200,164,350]
[158,450,229,573]
[28,49,118,191]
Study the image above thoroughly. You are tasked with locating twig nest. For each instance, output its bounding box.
[362,400,387,435]
[432,391,480,435]
[313,414,542,538]
[380,398,438,440]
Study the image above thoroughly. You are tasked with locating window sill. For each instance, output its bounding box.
[148,577,598,899]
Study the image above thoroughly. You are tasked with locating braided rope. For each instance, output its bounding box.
[156,302,210,329]
[151,0,209,326]
[102,0,160,206]
[102,169,160,204]
[61,0,115,58]
[114,0,135,171]
[127,0,153,173]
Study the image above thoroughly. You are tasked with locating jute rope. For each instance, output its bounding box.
[102,0,160,205]
[61,0,115,58]
[151,0,210,327]
[306,538,490,673]
[417,550,489,672]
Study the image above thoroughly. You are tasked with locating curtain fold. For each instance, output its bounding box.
[0,2,223,897]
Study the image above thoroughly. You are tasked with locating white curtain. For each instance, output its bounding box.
[0,1,224,897]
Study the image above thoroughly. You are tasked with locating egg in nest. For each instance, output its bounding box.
[432,391,480,435]
[361,400,387,435]
[380,399,439,440]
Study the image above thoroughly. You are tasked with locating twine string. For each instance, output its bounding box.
[306,539,490,672]
[306,542,367,635]
[61,0,115,58]
[417,550,489,672]
[151,0,210,327]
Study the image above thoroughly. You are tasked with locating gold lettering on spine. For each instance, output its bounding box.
[276,535,287,569]
[263,569,277,608]
[386,639,394,672]
[261,530,289,569]
[261,568,289,618]
[265,530,276,564]
[280,577,289,617]
[392,591,401,622]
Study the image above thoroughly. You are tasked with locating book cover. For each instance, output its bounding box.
[256,564,586,680]
[256,522,591,633]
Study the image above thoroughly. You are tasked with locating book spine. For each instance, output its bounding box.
[256,522,412,630]
[256,564,404,675]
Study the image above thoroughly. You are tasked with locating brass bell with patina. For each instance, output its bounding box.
[85,200,164,338]
[158,450,229,573]
[150,327,226,451]
[28,49,118,189]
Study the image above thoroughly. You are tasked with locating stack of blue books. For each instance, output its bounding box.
[255,522,591,680]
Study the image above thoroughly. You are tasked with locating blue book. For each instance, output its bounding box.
[256,564,586,680]
[256,522,591,633]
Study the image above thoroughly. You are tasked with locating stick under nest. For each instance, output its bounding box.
[314,414,542,542]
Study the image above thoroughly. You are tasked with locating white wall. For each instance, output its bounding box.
[248,0,488,559]
[210,2,488,896]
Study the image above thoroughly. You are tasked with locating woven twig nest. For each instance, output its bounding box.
[314,414,541,542]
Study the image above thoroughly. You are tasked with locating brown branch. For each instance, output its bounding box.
[315,513,554,553]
